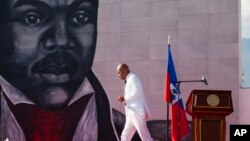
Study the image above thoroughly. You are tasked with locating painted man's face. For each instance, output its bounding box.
[0,0,98,109]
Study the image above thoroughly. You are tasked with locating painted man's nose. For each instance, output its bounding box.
[54,20,68,46]
[43,19,75,52]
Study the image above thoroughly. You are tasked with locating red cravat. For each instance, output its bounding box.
[5,93,93,141]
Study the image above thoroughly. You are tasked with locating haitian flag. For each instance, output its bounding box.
[164,44,189,141]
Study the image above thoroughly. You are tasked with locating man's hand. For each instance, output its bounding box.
[117,96,125,103]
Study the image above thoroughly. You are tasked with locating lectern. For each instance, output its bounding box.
[186,90,233,141]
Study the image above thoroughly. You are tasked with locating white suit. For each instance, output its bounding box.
[121,73,153,141]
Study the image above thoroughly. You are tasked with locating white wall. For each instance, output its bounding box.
[93,0,240,140]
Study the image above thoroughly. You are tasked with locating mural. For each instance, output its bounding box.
[0,0,118,140]
[0,0,192,141]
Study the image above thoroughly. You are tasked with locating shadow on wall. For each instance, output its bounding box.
[112,109,192,141]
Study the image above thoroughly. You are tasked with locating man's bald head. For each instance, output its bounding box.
[116,63,130,80]
[117,63,129,72]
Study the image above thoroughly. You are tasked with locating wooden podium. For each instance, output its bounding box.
[186,90,233,141]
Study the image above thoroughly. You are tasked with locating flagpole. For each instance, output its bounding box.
[167,34,181,141]
[167,100,170,141]
[166,34,171,141]
[177,82,181,141]
[166,39,197,141]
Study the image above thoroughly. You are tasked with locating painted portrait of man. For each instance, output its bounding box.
[0,0,118,140]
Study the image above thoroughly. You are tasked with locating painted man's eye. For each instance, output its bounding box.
[72,12,90,25]
[23,12,43,25]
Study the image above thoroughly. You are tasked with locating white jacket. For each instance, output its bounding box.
[124,73,151,119]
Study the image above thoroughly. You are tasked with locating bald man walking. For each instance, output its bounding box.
[116,64,153,141]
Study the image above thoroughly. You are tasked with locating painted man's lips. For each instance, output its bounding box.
[32,64,73,83]
[39,73,70,83]
[39,64,73,75]
[31,63,76,83]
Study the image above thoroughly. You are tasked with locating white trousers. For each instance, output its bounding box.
[121,108,153,141]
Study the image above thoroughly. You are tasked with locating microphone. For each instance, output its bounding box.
[201,76,208,85]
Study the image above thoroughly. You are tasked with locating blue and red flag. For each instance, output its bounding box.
[164,44,189,141]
